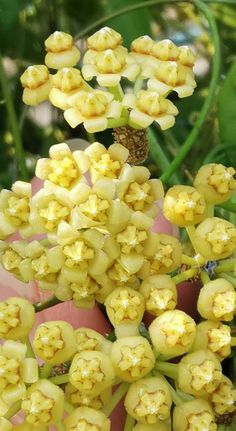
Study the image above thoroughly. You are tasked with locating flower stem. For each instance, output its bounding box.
[34,296,63,312]
[0,52,28,180]
[40,363,53,379]
[49,373,69,385]
[107,118,128,128]
[215,260,236,274]
[21,336,36,359]
[134,76,144,95]
[155,361,178,379]
[109,84,124,101]
[124,414,135,431]
[102,383,129,416]
[200,270,211,284]
[185,226,201,255]
[87,132,95,144]
[163,378,183,406]
[4,401,21,420]
[172,267,199,284]
[221,273,236,288]
[64,401,75,414]
[181,254,198,266]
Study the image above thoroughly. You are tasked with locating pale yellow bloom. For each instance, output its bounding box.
[194,164,236,204]
[197,278,236,322]
[57,273,100,308]
[194,217,236,260]
[0,181,32,239]
[0,240,27,279]
[35,143,90,189]
[87,27,122,52]
[65,383,111,410]
[69,351,115,396]
[64,90,122,132]
[173,399,217,431]
[125,376,172,424]
[20,65,52,105]
[191,321,232,360]
[163,185,206,227]
[178,45,196,67]
[178,350,222,397]
[64,406,111,431]
[45,31,80,69]
[110,336,155,382]
[140,274,177,316]
[123,90,178,130]
[75,327,112,355]
[0,298,35,340]
[151,39,180,61]
[209,375,236,416]
[149,310,196,356]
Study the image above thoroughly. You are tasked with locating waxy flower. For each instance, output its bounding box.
[65,383,111,409]
[0,297,35,340]
[123,90,178,130]
[208,375,236,416]
[0,240,27,279]
[44,31,80,69]
[0,181,32,239]
[87,26,122,52]
[125,376,172,424]
[21,379,65,427]
[36,143,90,189]
[33,321,77,365]
[64,406,111,431]
[177,350,222,397]
[140,274,177,316]
[193,217,236,260]
[149,310,196,356]
[191,320,233,360]
[75,327,112,355]
[194,163,236,204]
[0,340,38,412]
[110,336,155,382]
[20,65,52,105]
[69,351,115,396]
[173,399,217,431]
[64,89,122,132]
[163,185,206,227]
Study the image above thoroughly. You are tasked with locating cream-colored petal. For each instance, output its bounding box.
[132,166,150,182]
[94,89,114,103]
[108,144,129,164]
[165,100,179,115]
[154,115,175,130]
[72,150,90,174]
[64,108,84,128]
[147,78,171,96]
[97,74,121,87]
[45,46,80,69]
[129,109,153,128]
[49,87,70,110]
[175,84,194,98]
[93,178,116,200]
[83,117,107,133]
[122,93,136,108]
[106,100,122,119]
[85,142,107,160]
[122,64,140,81]
[0,214,15,239]
[81,64,96,81]
[49,143,71,160]
[69,182,91,205]
[57,221,79,245]
[22,79,52,106]
[12,181,31,197]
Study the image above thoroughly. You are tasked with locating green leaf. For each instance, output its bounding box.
[218,61,236,147]
[104,0,152,48]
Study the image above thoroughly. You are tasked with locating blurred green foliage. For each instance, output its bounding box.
[0,0,236,188]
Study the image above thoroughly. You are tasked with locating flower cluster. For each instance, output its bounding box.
[0,26,236,431]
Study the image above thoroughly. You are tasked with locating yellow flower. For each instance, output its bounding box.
[21,379,64,427]
[50,67,90,110]
[147,61,196,98]
[0,240,27,279]
[117,164,164,218]
[191,321,232,361]
[33,321,77,365]
[87,27,122,52]
[140,274,177,316]
[84,142,129,184]
[20,65,52,105]
[197,278,236,322]
[64,89,122,132]
[132,422,169,431]
[149,310,196,357]
[69,351,115,396]
[173,399,217,431]
[194,217,236,260]
[151,39,180,61]
[65,383,111,410]
[44,31,80,69]
[178,45,196,67]
[110,336,155,382]
[0,297,35,340]
[64,406,111,431]
[75,327,112,355]
[178,350,222,397]
[82,47,140,87]
[194,164,236,204]
[123,90,178,130]
[35,143,90,189]
[163,185,206,227]
[125,376,172,424]
[209,375,236,416]
[139,233,182,277]
[0,418,13,431]
[0,181,32,239]
[57,273,100,308]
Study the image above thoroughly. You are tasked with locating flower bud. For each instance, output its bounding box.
[33,321,77,365]
[151,39,179,61]
[208,375,236,416]
[45,31,80,69]
[69,351,115,396]
[105,287,145,337]
[0,297,35,340]
[173,399,217,431]
[64,406,110,431]
[140,274,177,316]
[110,336,155,382]
[163,185,206,227]
[178,350,222,397]
[21,379,65,427]
[65,383,111,409]
[197,278,236,322]
[191,320,232,360]
[194,164,236,204]
[178,45,196,67]
[0,240,26,279]
[50,67,88,110]
[20,65,52,106]
[87,27,122,51]
[75,327,112,355]
[131,36,155,55]
[149,310,196,356]
[194,217,236,260]
[125,376,172,424]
